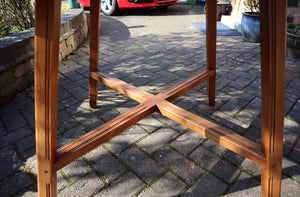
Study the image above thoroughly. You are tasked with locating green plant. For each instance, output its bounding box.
[287,24,300,35]
[0,0,35,38]
[184,0,196,5]
[244,0,259,14]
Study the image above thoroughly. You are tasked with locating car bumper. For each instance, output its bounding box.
[80,0,180,8]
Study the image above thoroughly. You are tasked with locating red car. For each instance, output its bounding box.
[80,0,179,16]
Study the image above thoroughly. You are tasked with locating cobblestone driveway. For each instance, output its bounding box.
[0,5,299,197]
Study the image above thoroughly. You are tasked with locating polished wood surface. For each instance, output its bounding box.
[35,0,286,196]
[206,0,217,106]
[55,102,156,170]
[89,0,101,109]
[35,0,61,196]
[260,1,287,196]
[157,100,267,167]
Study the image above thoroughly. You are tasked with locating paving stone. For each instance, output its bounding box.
[283,130,298,149]
[119,146,165,184]
[224,150,261,178]
[58,95,79,111]
[57,110,78,132]
[288,110,300,125]
[73,110,104,131]
[104,125,148,154]
[57,126,87,148]
[67,86,89,101]
[225,172,260,197]
[0,127,32,148]
[202,140,227,156]
[284,117,300,134]
[153,113,188,133]
[138,172,186,197]
[65,101,89,116]
[230,76,255,90]
[57,171,68,191]
[0,146,23,180]
[15,134,35,153]
[235,110,258,125]
[85,146,127,183]
[211,158,241,184]
[285,99,296,114]
[63,71,84,82]
[58,87,72,102]
[280,175,300,197]
[17,184,37,197]
[137,116,164,133]
[61,158,91,183]
[183,173,228,197]
[290,139,300,163]
[96,172,145,197]
[243,97,261,117]
[174,96,199,111]
[157,70,180,80]
[0,121,6,137]
[170,130,206,155]
[220,98,249,117]
[210,111,250,134]
[249,116,262,129]
[216,77,232,90]
[137,127,179,154]
[0,171,33,196]
[221,86,255,103]
[282,157,300,182]
[0,110,27,133]
[23,149,37,175]
[154,147,203,183]
[99,108,120,122]
[58,172,105,197]
[189,146,221,170]
[192,101,222,116]
[244,126,261,144]
[114,101,139,114]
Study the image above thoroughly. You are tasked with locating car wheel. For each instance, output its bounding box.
[101,0,120,16]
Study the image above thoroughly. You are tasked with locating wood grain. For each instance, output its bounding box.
[35,0,61,196]
[260,1,287,196]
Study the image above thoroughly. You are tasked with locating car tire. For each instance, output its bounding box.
[101,0,120,16]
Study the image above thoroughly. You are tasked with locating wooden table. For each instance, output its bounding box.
[34,1,287,196]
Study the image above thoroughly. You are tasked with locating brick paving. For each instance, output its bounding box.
[0,5,300,197]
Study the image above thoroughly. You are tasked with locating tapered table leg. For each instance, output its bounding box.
[260,1,287,196]
[89,0,101,108]
[35,0,61,196]
[206,0,217,106]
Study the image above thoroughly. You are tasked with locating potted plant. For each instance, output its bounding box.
[287,23,300,59]
[241,0,260,43]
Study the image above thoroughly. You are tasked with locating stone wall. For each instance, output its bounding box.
[0,9,88,106]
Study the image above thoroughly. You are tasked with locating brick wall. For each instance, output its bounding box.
[0,9,88,106]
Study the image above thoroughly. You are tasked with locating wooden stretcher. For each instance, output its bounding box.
[34,0,287,196]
